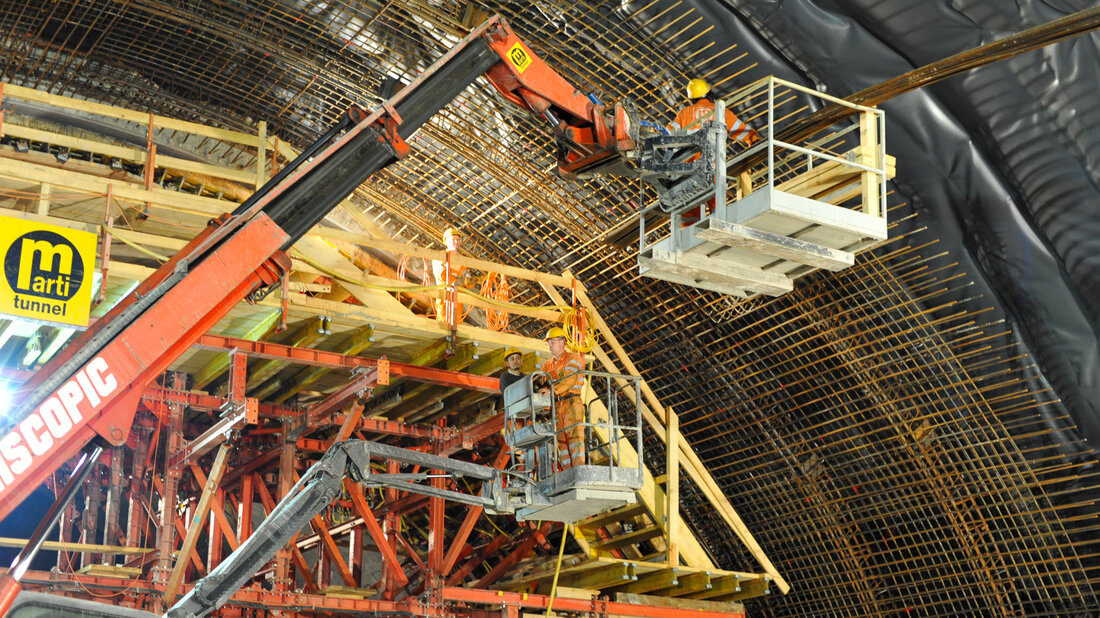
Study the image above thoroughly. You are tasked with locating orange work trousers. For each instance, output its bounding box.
[556,395,586,469]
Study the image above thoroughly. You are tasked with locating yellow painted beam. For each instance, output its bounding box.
[0,537,154,555]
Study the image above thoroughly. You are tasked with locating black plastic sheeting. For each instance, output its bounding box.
[632,0,1100,447]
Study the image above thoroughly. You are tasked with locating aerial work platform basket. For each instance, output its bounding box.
[638,76,895,298]
[502,370,644,523]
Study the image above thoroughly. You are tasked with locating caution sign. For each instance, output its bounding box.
[0,216,97,327]
[507,42,532,73]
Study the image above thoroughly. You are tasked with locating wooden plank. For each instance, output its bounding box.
[36,182,50,215]
[0,157,228,217]
[590,526,665,553]
[261,293,546,356]
[163,444,230,604]
[568,278,790,594]
[686,573,761,600]
[697,218,854,271]
[576,503,649,531]
[558,562,635,589]
[716,575,771,601]
[355,236,574,288]
[666,408,680,567]
[860,110,881,217]
[1,123,256,184]
[759,189,887,241]
[607,568,679,594]
[3,82,261,145]
[0,537,153,555]
[612,592,745,616]
[652,571,711,597]
[188,463,241,553]
[256,120,267,189]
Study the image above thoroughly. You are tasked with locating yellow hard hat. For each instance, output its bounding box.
[544,326,567,341]
[686,78,710,99]
[502,347,521,363]
[443,227,463,241]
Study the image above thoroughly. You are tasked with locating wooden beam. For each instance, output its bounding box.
[686,573,750,600]
[189,462,241,553]
[568,276,790,593]
[608,568,679,594]
[272,325,375,403]
[590,526,665,553]
[652,571,711,597]
[354,236,574,288]
[666,407,679,568]
[246,316,324,387]
[558,562,635,589]
[1,123,256,184]
[0,537,153,555]
[3,82,262,145]
[0,157,228,218]
[192,311,281,389]
[612,592,745,616]
[260,293,546,356]
[164,444,230,604]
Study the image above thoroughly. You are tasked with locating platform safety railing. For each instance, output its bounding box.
[501,369,643,487]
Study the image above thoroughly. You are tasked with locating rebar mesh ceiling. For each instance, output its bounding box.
[2,0,1099,615]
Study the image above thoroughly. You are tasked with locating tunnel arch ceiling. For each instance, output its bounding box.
[1,0,1100,615]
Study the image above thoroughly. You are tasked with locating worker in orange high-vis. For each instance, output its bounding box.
[539,326,587,469]
[432,227,467,324]
[668,78,762,225]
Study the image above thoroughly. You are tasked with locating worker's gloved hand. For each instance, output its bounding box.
[745,131,763,146]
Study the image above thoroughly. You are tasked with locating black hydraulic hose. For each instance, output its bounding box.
[230,112,356,218]
[263,39,501,250]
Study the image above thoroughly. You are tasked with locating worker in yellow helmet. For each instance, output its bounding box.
[499,347,524,393]
[539,326,587,469]
[432,227,467,324]
[669,78,761,143]
[668,78,762,225]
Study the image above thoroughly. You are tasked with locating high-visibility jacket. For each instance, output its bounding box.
[541,352,586,399]
[668,99,755,143]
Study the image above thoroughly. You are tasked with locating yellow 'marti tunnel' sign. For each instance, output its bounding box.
[0,216,97,327]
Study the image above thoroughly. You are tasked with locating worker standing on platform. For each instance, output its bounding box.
[432,227,467,325]
[539,327,586,469]
[669,78,762,225]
